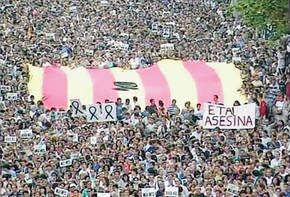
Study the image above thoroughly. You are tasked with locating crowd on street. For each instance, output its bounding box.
[1,0,290,196]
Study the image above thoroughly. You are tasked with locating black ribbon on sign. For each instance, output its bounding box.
[104,105,114,119]
[88,106,98,120]
[72,101,83,115]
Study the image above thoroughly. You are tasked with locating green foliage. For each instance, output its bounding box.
[229,0,289,39]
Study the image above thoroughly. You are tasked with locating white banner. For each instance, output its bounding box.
[142,188,156,197]
[226,184,239,196]
[86,103,117,122]
[70,99,84,117]
[20,129,33,139]
[4,136,17,143]
[59,159,72,167]
[97,193,110,197]
[7,93,18,101]
[165,187,178,197]
[54,187,68,197]
[34,144,46,155]
[202,103,255,129]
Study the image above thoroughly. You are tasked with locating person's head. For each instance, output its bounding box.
[150,99,155,105]
[133,96,138,102]
[196,103,201,110]
[125,98,130,105]
[117,98,122,104]
[172,99,177,105]
[213,95,219,102]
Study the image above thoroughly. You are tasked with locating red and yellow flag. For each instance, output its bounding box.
[28,59,246,109]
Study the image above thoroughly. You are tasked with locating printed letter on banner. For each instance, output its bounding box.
[142,188,156,197]
[70,99,84,117]
[165,187,178,197]
[202,103,255,129]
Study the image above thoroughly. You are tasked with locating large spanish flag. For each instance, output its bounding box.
[28,60,246,110]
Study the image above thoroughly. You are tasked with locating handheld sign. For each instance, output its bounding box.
[0,85,11,91]
[86,104,102,122]
[59,159,72,167]
[202,103,255,129]
[97,193,110,197]
[34,144,46,155]
[142,188,156,197]
[90,136,97,145]
[165,187,178,197]
[72,133,78,142]
[54,187,69,197]
[4,136,17,143]
[102,103,117,122]
[20,129,33,139]
[226,184,239,196]
[70,99,84,117]
[7,93,18,101]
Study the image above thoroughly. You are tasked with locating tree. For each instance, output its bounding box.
[229,0,289,40]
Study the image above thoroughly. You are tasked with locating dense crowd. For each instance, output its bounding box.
[1,0,290,197]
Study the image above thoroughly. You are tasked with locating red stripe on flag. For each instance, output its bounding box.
[183,61,224,105]
[137,64,171,107]
[42,66,68,110]
[87,68,118,103]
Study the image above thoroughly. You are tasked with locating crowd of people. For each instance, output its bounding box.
[1,0,290,196]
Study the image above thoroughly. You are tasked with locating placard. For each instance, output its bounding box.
[160,43,174,51]
[97,193,110,197]
[90,136,97,145]
[142,188,156,197]
[4,136,17,143]
[0,85,11,91]
[54,187,69,197]
[70,99,84,117]
[72,133,78,142]
[20,129,33,139]
[7,93,18,101]
[226,184,239,196]
[59,159,72,167]
[86,103,117,122]
[34,144,46,155]
[202,103,255,129]
[165,187,178,197]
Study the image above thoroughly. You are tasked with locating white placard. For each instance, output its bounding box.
[46,33,55,40]
[160,43,174,51]
[152,23,159,33]
[0,85,11,91]
[86,103,117,122]
[165,187,178,197]
[97,193,110,197]
[226,184,239,196]
[59,159,72,167]
[90,136,97,145]
[7,93,18,101]
[4,136,17,143]
[163,26,171,38]
[54,187,69,197]
[72,133,78,142]
[70,99,84,117]
[142,188,156,197]
[20,129,33,139]
[85,49,94,56]
[202,103,255,129]
[34,144,46,155]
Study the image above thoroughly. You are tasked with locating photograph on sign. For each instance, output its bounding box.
[226,184,239,196]
[34,144,46,155]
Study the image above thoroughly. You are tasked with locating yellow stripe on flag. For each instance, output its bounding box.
[61,67,93,105]
[110,68,146,109]
[207,63,246,105]
[28,64,43,102]
[158,59,198,108]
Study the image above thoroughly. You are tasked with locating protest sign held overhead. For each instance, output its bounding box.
[86,103,117,122]
[142,188,156,197]
[70,99,84,117]
[202,103,255,129]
